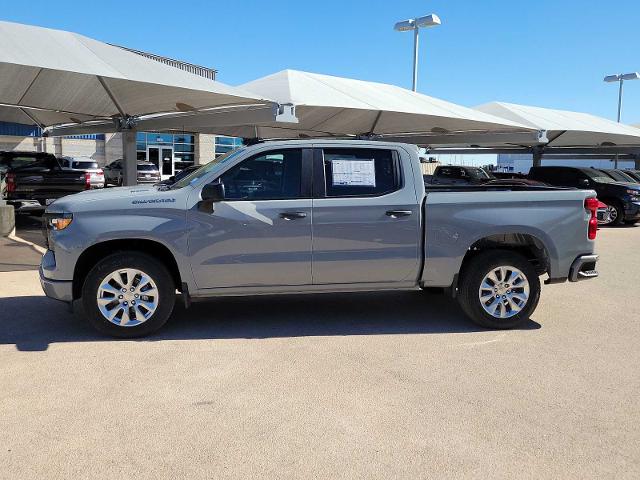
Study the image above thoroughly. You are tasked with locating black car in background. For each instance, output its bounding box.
[528,166,640,225]
[2,151,90,212]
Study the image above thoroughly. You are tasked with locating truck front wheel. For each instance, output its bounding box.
[81,252,176,337]
[457,250,541,329]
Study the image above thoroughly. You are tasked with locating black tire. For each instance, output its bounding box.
[457,250,541,329]
[603,200,624,226]
[81,252,175,338]
[624,220,638,225]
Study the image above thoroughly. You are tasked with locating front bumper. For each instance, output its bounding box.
[39,267,73,303]
[568,254,599,282]
[623,201,640,220]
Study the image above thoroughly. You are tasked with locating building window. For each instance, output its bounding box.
[136,132,196,172]
[215,136,243,158]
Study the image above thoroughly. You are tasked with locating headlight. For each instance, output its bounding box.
[626,189,640,196]
[45,213,73,231]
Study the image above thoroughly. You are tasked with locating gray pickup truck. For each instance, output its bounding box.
[40,140,599,337]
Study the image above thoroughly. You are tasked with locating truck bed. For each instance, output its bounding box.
[421,187,595,287]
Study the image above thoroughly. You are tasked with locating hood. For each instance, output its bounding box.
[45,185,186,213]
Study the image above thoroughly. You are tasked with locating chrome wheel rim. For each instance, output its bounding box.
[604,205,617,224]
[478,265,530,319]
[96,268,159,327]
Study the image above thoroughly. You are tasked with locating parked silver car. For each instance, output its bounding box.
[103,159,160,186]
[59,156,104,189]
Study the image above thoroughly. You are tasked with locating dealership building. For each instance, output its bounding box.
[0,47,244,178]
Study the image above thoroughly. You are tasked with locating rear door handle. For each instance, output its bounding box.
[386,210,413,218]
[279,211,307,220]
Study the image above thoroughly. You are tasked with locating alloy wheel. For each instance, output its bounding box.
[478,265,530,319]
[96,268,159,326]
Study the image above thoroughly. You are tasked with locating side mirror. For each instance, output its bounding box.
[201,181,225,202]
[198,180,225,213]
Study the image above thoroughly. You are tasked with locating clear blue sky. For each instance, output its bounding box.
[3,0,639,124]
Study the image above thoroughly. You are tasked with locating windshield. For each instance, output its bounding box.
[72,161,98,170]
[170,148,245,189]
[582,170,615,183]
[608,170,636,182]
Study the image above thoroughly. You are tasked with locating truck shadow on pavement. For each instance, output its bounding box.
[0,291,541,351]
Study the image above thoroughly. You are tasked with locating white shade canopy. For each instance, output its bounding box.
[475,102,640,147]
[161,70,534,139]
[0,20,272,129]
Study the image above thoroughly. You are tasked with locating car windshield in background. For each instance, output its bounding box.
[582,170,615,183]
[1,155,46,170]
[137,164,158,171]
[468,168,493,180]
[170,148,245,189]
[5,155,58,171]
[72,161,98,170]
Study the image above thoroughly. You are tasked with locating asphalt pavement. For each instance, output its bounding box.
[0,226,638,479]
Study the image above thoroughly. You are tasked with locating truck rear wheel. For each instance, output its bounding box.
[81,252,175,337]
[457,250,540,329]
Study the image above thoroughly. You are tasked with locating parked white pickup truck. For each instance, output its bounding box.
[40,140,599,337]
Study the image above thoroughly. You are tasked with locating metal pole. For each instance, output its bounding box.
[617,78,624,122]
[614,78,623,168]
[412,27,419,92]
[122,130,138,186]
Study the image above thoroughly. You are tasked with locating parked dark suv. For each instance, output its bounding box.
[528,166,640,225]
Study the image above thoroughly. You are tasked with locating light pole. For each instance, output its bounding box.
[394,14,441,92]
[604,72,639,167]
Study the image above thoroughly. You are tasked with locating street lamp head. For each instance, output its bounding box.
[604,72,640,82]
[415,14,442,28]
[621,72,640,81]
[394,14,441,31]
[394,19,416,31]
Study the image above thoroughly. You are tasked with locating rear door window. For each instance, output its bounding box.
[321,148,399,197]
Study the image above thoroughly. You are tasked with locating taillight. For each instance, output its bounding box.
[585,197,598,240]
[84,172,91,190]
[6,173,15,193]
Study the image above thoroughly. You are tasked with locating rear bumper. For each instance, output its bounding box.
[39,267,73,303]
[568,254,599,282]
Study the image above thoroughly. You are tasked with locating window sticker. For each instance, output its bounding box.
[331,158,376,187]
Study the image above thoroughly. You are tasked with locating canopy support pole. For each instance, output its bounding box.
[635,155,640,170]
[532,147,544,167]
[98,76,138,186]
[122,129,138,186]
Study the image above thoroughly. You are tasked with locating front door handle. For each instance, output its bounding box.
[386,210,413,218]
[279,211,307,220]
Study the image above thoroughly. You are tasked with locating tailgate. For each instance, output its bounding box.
[10,170,87,202]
